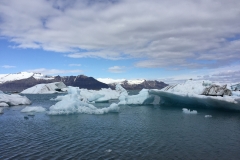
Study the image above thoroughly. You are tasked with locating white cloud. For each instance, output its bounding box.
[69,64,81,67]
[2,65,16,68]
[108,66,125,73]
[0,0,240,69]
[158,64,240,84]
[26,68,82,75]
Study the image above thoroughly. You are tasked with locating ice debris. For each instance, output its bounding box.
[21,106,46,113]
[205,115,212,118]
[182,108,197,114]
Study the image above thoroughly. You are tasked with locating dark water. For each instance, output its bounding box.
[1,94,240,159]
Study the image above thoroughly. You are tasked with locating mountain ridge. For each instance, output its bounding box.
[0,72,168,92]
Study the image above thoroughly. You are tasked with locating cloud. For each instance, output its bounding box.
[108,66,125,73]
[2,65,16,68]
[27,68,83,75]
[158,64,240,84]
[0,0,240,69]
[69,64,81,67]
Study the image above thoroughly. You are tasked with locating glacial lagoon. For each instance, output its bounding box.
[1,93,240,159]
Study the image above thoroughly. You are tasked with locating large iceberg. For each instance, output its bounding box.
[116,84,156,105]
[48,87,119,115]
[149,80,240,111]
[0,91,31,107]
[21,82,67,94]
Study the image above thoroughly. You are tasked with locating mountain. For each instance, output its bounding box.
[97,78,168,90]
[0,72,108,92]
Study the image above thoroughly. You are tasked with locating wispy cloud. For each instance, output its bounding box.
[27,68,83,75]
[2,65,16,69]
[108,66,125,73]
[0,0,240,70]
[69,64,81,67]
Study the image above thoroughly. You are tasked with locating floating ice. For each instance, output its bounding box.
[52,87,120,103]
[21,82,67,94]
[0,93,31,106]
[116,84,155,105]
[105,149,112,153]
[205,115,212,118]
[48,87,119,115]
[0,102,9,107]
[149,80,240,111]
[80,88,120,103]
[21,106,46,113]
[182,108,197,114]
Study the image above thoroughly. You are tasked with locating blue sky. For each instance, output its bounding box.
[0,0,240,83]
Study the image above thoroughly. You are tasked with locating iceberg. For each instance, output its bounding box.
[51,87,120,103]
[116,84,155,105]
[0,102,9,107]
[0,91,31,106]
[149,80,240,111]
[79,88,120,103]
[48,87,119,115]
[21,82,67,94]
[21,106,46,113]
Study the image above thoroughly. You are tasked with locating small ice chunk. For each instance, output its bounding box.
[205,115,212,118]
[21,106,46,113]
[182,108,197,114]
[105,149,112,153]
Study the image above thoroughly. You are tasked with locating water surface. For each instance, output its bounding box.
[1,94,240,159]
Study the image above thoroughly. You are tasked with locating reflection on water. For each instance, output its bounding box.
[1,94,240,159]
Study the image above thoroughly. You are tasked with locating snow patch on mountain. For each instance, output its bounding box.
[0,72,54,84]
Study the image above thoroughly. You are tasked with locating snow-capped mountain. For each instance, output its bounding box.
[0,72,54,84]
[97,78,168,90]
[0,72,108,92]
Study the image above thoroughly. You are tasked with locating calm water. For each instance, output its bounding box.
[1,93,240,159]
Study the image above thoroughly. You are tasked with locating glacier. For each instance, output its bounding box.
[21,82,67,94]
[48,87,120,115]
[149,80,240,111]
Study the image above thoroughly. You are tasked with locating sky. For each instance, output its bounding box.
[0,0,240,83]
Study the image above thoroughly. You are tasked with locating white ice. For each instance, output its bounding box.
[149,80,240,111]
[182,108,197,114]
[0,102,9,107]
[21,82,67,94]
[205,115,212,118]
[48,87,119,115]
[79,88,120,103]
[0,92,31,106]
[21,106,46,112]
[116,84,155,105]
